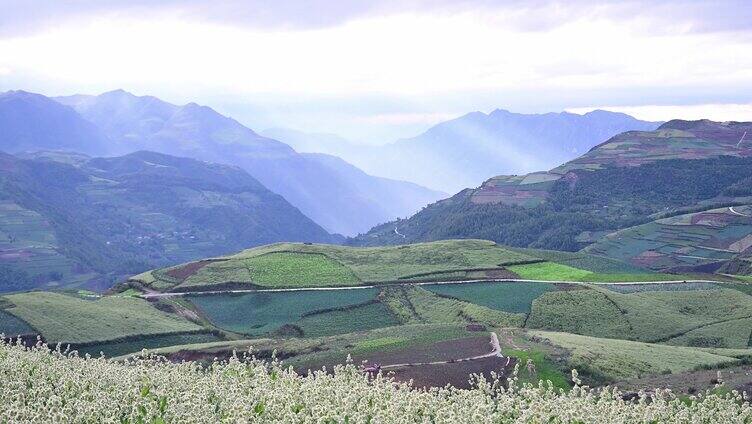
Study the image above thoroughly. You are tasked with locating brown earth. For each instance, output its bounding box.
[165,259,224,281]
[359,336,493,365]
[386,356,516,389]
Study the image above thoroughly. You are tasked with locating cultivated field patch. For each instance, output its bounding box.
[3,292,201,344]
[531,330,739,382]
[186,288,381,336]
[424,281,556,313]
[586,205,752,272]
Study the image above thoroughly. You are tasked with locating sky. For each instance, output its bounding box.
[1,0,751,143]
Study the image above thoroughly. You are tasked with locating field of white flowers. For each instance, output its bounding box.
[1,339,751,423]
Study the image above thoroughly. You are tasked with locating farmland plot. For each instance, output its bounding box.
[186,288,386,336]
[3,292,201,344]
[424,281,556,313]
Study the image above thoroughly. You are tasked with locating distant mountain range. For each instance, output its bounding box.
[0,90,444,236]
[267,110,660,193]
[0,150,338,292]
[352,119,752,275]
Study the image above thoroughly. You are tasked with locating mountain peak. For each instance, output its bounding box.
[658,119,715,131]
[99,88,136,98]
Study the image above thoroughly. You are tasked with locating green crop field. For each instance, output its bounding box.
[507,262,593,281]
[531,331,740,382]
[424,281,556,313]
[180,252,360,289]
[526,288,631,339]
[186,288,381,336]
[603,282,718,293]
[526,286,752,348]
[663,317,752,348]
[295,302,400,338]
[381,286,524,327]
[134,239,539,292]
[2,292,201,344]
[510,248,652,274]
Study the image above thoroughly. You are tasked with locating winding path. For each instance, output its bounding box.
[737,131,747,148]
[380,332,507,370]
[729,206,751,217]
[394,227,406,239]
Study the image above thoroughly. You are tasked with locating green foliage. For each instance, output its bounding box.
[424,282,556,313]
[0,265,34,292]
[504,348,569,389]
[4,292,201,344]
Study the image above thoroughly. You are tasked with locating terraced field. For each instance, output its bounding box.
[586,205,752,272]
[129,239,673,294]
[0,200,82,291]
[132,240,539,292]
[526,285,752,348]
[424,281,556,313]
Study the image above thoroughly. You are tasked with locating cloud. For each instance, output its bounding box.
[1,1,751,142]
[355,112,461,125]
[3,0,752,36]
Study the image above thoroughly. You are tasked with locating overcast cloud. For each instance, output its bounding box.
[1,0,750,142]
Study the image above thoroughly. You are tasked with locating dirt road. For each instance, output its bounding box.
[380,332,508,369]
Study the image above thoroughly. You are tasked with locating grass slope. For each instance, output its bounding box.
[3,292,201,344]
[527,286,752,348]
[532,330,739,381]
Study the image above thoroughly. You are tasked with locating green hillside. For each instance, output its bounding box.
[0,150,335,293]
[352,121,752,254]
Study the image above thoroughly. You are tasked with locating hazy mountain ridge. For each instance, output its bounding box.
[0,91,111,155]
[269,110,660,193]
[53,90,444,235]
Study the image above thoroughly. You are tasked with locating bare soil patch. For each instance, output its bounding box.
[387,356,516,389]
[358,336,492,365]
[166,260,222,281]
